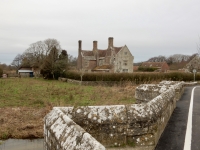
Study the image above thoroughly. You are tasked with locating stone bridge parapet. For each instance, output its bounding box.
[44,81,185,150]
[135,81,184,103]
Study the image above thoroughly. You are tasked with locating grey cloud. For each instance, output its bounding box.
[0,0,200,64]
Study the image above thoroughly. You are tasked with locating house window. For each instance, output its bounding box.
[124,52,127,55]
[84,60,89,67]
[99,60,103,66]
[123,60,128,66]
[123,69,128,72]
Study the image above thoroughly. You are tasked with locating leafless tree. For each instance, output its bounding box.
[147,55,167,62]
[24,41,46,69]
[68,54,77,67]
[11,38,69,79]
[11,54,23,69]
[44,38,61,56]
[167,54,190,64]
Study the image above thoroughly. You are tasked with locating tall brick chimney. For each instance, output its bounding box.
[93,41,98,50]
[108,37,114,48]
[78,40,82,69]
[78,40,82,51]
[93,41,99,66]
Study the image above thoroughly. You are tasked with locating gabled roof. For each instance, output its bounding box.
[82,50,94,56]
[114,47,123,54]
[81,47,123,58]
[18,67,34,73]
[186,55,200,71]
[141,62,167,68]
[98,50,107,57]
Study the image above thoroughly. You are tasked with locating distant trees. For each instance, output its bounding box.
[147,54,192,64]
[11,38,69,79]
[68,54,77,67]
[11,54,23,70]
[167,54,191,64]
[147,55,167,62]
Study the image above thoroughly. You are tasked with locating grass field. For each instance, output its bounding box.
[0,78,136,139]
[0,78,136,108]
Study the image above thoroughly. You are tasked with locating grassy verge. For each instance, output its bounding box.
[0,78,136,108]
[0,78,136,140]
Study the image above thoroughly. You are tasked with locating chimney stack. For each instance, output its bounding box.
[78,40,82,50]
[78,40,82,70]
[93,41,98,50]
[108,37,113,48]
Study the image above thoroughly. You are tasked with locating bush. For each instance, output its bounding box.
[64,71,197,84]
[0,67,3,77]
[138,66,157,72]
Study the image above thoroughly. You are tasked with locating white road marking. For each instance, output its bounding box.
[183,87,196,150]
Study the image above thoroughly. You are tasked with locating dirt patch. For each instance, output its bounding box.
[0,107,51,140]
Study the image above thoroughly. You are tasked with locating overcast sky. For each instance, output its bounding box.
[1,0,200,65]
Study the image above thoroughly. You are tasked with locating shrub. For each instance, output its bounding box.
[138,66,157,72]
[0,67,3,77]
[65,71,197,84]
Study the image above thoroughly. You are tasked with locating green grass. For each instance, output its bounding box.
[0,140,3,145]
[0,78,136,108]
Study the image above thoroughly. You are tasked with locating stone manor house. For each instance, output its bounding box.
[77,37,134,73]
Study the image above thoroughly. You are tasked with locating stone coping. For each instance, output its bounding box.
[45,108,106,150]
[44,81,185,150]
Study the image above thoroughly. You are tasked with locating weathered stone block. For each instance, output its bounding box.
[44,108,105,150]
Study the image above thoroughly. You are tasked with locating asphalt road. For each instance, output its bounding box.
[191,87,200,150]
[155,86,200,150]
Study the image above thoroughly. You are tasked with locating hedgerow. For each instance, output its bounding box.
[64,71,199,84]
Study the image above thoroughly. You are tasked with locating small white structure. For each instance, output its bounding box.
[18,68,33,77]
[2,74,7,78]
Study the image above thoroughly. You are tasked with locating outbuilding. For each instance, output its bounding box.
[18,67,34,77]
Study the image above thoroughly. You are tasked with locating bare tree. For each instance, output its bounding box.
[42,46,59,79]
[11,38,68,79]
[25,41,46,69]
[21,39,61,68]
[11,54,23,70]
[147,55,167,62]
[68,54,77,67]
[44,39,61,56]
[167,54,190,64]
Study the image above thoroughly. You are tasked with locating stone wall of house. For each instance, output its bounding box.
[44,81,185,150]
[186,55,200,72]
[114,46,134,73]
